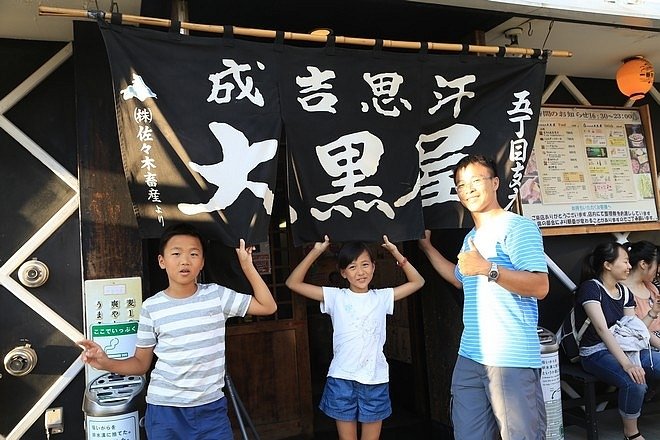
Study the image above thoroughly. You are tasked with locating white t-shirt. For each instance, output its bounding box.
[321,286,394,385]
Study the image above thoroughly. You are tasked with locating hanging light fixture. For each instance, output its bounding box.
[503,27,523,47]
[615,56,655,101]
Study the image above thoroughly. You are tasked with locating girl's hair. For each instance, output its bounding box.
[625,240,659,269]
[337,242,374,270]
[158,222,207,256]
[580,241,627,282]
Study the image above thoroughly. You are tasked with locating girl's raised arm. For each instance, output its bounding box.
[285,236,330,302]
[382,235,425,301]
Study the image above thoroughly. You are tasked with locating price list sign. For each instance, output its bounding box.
[520,105,658,234]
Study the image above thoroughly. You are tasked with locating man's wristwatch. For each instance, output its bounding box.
[487,262,499,282]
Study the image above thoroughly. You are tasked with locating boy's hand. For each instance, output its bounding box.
[382,235,398,254]
[236,239,254,265]
[313,235,331,253]
[78,339,109,370]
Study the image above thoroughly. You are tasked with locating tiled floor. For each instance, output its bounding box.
[281,398,660,439]
[282,404,452,439]
[564,397,660,440]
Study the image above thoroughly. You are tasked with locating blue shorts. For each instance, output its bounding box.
[319,377,391,423]
[145,397,233,439]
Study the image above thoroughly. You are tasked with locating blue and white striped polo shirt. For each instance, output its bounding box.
[455,211,547,368]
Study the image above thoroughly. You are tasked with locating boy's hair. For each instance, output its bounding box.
[158,223,207,256]
[453,154,498,183]
[337,242,374,270]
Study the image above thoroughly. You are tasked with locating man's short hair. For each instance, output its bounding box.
[453,154,498,183]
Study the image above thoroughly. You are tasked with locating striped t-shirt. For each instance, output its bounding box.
[136,283,251,407]
[455,211,547,368]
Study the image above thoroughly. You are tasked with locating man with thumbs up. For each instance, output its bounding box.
[419,154,549,440]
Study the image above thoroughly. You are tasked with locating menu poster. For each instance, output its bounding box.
[520,106,658,233]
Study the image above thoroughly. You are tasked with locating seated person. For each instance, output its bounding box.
[575,242,660,440]
[622,241,660,341]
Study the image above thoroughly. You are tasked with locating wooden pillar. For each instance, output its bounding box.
[417,230,464,425]
[74,20,142,279]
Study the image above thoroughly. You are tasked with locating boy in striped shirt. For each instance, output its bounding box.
[79,223,277,439]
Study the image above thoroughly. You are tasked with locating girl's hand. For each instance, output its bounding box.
[625,364,646,384]
[236,239,254,264]
[651,291,660,316]
[314,235,331,253]
[382,235,398,254]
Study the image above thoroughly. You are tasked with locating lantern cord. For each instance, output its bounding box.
[38,6,573,58]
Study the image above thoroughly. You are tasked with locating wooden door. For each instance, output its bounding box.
[224,223,313,439]
[222,150,313,439]
[0,39,86,439]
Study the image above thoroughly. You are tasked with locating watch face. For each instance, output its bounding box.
[488,263,498,281]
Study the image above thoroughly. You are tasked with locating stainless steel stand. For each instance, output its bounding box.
[226,373,260,440]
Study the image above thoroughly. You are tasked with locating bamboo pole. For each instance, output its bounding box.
[38,5,573,58]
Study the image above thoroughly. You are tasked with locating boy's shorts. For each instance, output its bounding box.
[319,376,392,423]
[145,396,233,439]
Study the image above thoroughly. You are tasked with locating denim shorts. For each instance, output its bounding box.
[319,377,392,423]
[145,397,233,439]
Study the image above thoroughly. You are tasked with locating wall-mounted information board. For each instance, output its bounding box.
[520,105,658,236]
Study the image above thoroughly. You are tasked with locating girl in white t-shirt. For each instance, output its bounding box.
[286,235,424,440]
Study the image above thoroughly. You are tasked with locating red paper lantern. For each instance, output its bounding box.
[616,56,655,100]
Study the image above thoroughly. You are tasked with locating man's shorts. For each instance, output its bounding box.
[319,376,392,423]
[145,397,233,439]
